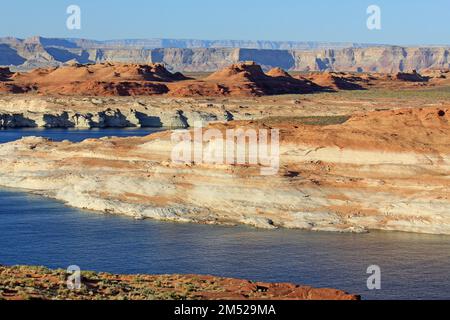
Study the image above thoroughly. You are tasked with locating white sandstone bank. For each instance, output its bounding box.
[0,106,449,234]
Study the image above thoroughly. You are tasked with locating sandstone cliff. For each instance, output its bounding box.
[1,81,448,129]
[2,37,449,72]
[0,107,448,234]
[2,36,375,50]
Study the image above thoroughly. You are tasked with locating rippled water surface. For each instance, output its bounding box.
[0,129,449,300]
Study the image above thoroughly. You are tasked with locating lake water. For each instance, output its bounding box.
[0,127,164,144]
[0,129,449,300]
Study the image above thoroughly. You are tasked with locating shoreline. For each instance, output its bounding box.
[5,185,450,238]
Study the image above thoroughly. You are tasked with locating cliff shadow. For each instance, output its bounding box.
[45,48,92,64]
[150,49,165,64]
[43,112,75,128]
[315,58,332,71]
[134,112,163,127]
[98,110,134,128]
[332,78,366,91]
[0,114,37,128]
[0,45,26,66]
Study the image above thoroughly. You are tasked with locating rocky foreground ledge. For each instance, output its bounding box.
[0,107,449,234]
[0,266,358,300]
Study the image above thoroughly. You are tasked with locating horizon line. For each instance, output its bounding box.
[2,35,450,48]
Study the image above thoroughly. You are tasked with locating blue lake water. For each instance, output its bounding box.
[0,129,449,300]
[0,127,165,144]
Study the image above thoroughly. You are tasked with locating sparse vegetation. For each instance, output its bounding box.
[0,265,358,300]
[307,86,450,100]
[260,115,350,126]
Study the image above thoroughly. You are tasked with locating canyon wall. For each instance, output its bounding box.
[2,37,449,72]
[1,36,374,50]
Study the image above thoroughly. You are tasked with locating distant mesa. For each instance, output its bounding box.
[3,36,450,74]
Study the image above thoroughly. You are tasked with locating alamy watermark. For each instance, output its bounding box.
[367,5,381,30]
[366,265,381,290]
[66,265,81,290]
[171,122,280,176]
[66,5,81,30]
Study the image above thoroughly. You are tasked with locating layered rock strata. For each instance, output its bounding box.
[2,36,450,72]
[0,107,448,234]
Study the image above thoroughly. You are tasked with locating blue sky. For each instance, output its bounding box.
[1,0,449,45]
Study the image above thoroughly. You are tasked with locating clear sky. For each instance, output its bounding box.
[1,0,449,45]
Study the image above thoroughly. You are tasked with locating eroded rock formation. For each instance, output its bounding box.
[0,62,328,97]
[0,107,448,234]
[169,62,323,96]
[1,62,445,97]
